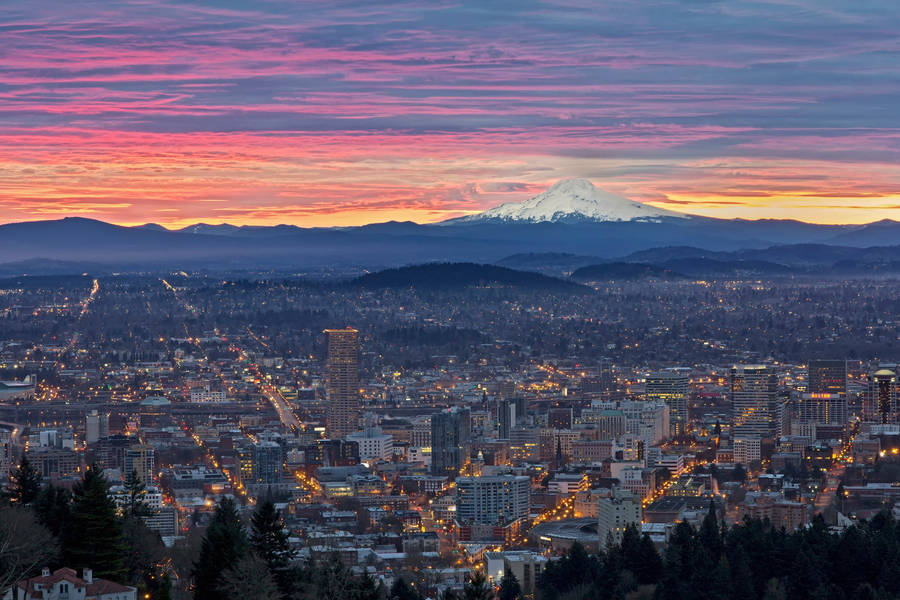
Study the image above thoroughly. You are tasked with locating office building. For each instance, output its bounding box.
[84,410,108,444]
[252,441,282,484]
[236,444,254,486]
[345,427,393,462]
[190,385,227,403]
[794,393,847,427]
[646,369,690,435]
[124,444,155,485]
[324,328,360,438]
[548,407,573,430]
[484,551,548,596]
[864,367,898,424]
[498,399,516,439]
[731,365,778,439]
[808,360,847,395]
[431,407,471,477]
[456,475,530,525]
[598,488,642,546]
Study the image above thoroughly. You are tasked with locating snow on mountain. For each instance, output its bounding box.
[447,178,689,224]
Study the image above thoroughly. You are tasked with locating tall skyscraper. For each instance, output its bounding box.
[324,327,360,438]
[431,407,471,477]
[731,365,777,439]
[252,441,282,484]
[497,398,515,439]
[808,360,847,395]
[646,369,690,436]
[864,367,898,424]
[124,444,155,485]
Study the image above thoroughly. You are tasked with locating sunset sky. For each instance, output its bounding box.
[2,0,899,227]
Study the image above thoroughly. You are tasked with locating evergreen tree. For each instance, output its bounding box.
[124,469,151,517]
[193,497,248,600]
[251,499,295,572]
[707,557,731,600]
[763,578,788,600]
[498,569,522,600]
[698,501,723,563]
[635,534,664,585]
[250,499,296,597]
[10,455,41,505]
[389,576,422,600]
[34,484,72,540]
[730,547,756,600]
[65,465,127,582]
[463,570,493,600]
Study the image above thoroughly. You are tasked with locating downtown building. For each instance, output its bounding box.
[124,444,155,485]
[646,369,691,436]
[731,365,778,464]
[324,328,361,438]
[431,406,471,477]
[597,487,642,546]
[455,474,531,538]
[863,365,899,425]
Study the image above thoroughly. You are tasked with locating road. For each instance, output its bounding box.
[158,279,303,432]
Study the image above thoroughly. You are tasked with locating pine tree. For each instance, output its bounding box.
[10,455,41,505]
[463,570,493,600]
[250,499,296,596]
[193,497,248,600]
[251,499,295,572]
[498,569,522,600]
[34,484,72,539]
[699,501,723,563]
[65,465,127,582]
[124,469,151,517]
[390,576,422,600]
[636,533,664,585]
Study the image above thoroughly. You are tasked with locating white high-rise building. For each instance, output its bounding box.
[456,475,530,525]
[346,427,393,462]
[85,410,109,444]
[598,488,642,546]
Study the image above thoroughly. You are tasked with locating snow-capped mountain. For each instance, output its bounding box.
[446,178,689,224]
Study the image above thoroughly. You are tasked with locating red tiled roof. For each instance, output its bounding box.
[17,567,135,598]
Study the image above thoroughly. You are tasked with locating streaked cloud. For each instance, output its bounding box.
[1,0,899,225]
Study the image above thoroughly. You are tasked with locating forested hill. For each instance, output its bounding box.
[351,262,588,291]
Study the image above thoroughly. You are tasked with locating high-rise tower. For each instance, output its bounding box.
[864,367,898,424]
[646,369,690,436]
[731,365,777,439]
[431,407,471,477]
[324,327,360,438]
[808,359,847,395]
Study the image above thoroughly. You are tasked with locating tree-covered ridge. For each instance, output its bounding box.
[352,263,588,291]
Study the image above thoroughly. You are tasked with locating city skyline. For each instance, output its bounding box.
[3,1,900,227]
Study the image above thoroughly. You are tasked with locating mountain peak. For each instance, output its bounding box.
[445,178,689,224]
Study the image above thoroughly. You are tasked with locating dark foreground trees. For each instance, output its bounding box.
[538,508,900,600]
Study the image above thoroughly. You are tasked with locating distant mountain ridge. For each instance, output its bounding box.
[0,177,898,273]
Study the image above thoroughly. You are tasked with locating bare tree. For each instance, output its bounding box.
[0,506,60,595]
